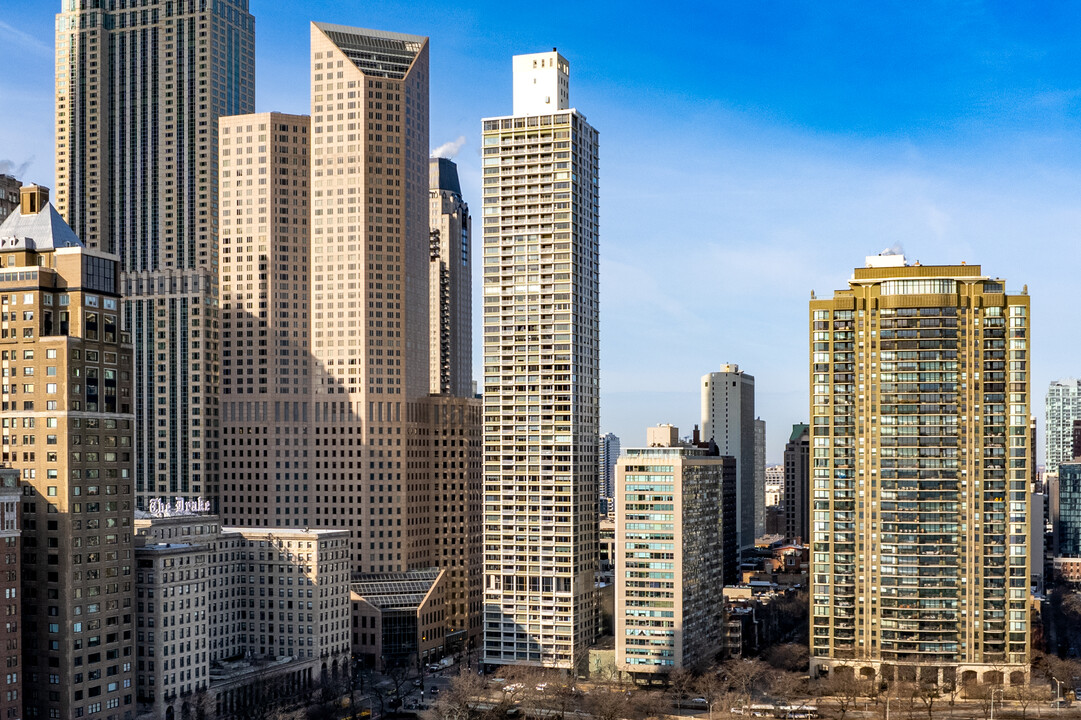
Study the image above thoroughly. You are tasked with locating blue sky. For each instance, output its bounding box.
[3,1,1081,461]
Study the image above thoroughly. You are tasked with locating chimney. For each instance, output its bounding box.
[692,425,700,445]
[20,185,49,216]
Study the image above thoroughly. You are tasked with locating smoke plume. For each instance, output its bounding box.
[0,158,33,179]
[431,136,466,159]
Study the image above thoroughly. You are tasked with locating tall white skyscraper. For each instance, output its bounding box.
[1046,379,1081,475]
[701,363,756,559]
[481,49,600,670]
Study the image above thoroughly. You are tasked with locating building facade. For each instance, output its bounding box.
[134,512,350,718]
[701,363,756,560]
[0,185,136,719]
[217,112,312,529]
[614,427,733,674]
[307,22,430,571]
[415,395,483,651]
[56,0,256,510]
[1055,462,1081,561]
[0,176,19,226]
[1046,380,1081,476]
[0,469,20,720]
[428,158,472,398]
[754,418,766,538]
[481,49,600,670]
[598,432,620,517]
[809,254,1031,685]
[783,423,810,544]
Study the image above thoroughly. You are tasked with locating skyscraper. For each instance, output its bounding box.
[754,417,766,538]
[1046,379,1081,475]
[598,432,620,516]
[809,253,1030,684]
[0,185,136,719]
[481,50,600,670]
[615,426,732,674]
[701,363,756,559]
[429,158,472,397]
[55,0,256,509]
[217,112,312,528]
[307,22,430,569]
[783,423,809,544]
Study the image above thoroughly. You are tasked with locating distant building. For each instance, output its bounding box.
[765,464,783,507]
[615,426,735,675]
[428,158,472,397]
[0,175,19,224]
[783,424,810,545]
[1056,463,1081,560]
[754,418,766,537]
[701,364,756,560]
[1047,380,1081,475]
[598,433,621,516]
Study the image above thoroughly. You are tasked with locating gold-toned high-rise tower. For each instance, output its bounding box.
[809,254,1030,685]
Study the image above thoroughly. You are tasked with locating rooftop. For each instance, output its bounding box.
[0,198,82,252]
[314,22,425,80]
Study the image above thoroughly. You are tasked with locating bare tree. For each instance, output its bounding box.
[1008,681,1051,720]
[668,668,696,712]
[820,669,861,720]
[912,678,940,720]
[767,670,804,705]
[584,687,634,720]
[693,672,734,720]
[720,658,770,708]
[763,643,809,673]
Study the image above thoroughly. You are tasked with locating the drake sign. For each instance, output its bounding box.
[147,496,211,517]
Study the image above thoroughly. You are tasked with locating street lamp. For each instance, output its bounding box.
[990,687,1004,720]
[1053,676,1064,705]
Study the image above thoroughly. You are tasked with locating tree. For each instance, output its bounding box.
[766,670,804,705]
[1008,681,1051,720]
[693,672,734,720]
[820,669,861,720]
[667,668,696,712]
[583,687,634,720]
[430,670,492,720]
[912,678,940,720]
[762,643,809,673]
[720,658,770,707]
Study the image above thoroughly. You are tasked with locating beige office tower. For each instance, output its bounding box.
[55,0,255,510]
[218,113,312,528]
[429,157,472,397]
[809,254,1030,686]
[417,395,484,649]
[0,186,136,719]
[481,50,600,670]
[307,23,430,569]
